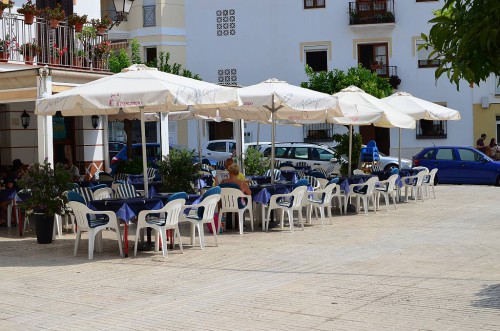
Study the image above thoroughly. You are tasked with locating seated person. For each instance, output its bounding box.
[489,138,500,159]
[63,158,80,182]
[221,164,251,195]
[223,158,246,182]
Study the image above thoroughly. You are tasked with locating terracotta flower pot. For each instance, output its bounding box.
[50,57,60,66]
[96,27,107,35]
[72,56,84,68]
[0,51,9,62]
[24,13,35,25]
[24,55,35,65]
[50,19,60,29]
[74,23,83,33]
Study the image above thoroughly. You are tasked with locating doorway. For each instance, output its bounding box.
[358,43,389,77]
[52,115,76,166]
[359,125,390,155]
[208,122,233,140]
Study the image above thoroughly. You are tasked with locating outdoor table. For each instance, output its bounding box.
[131,181,163,196]
[251,176,272,185]
[88,197,163,257]
[1,189,30,236]
[339,175,374,194]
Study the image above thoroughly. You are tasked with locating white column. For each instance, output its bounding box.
[36,68,53,165]
[160,112,170,157]
[102,115,110,172]
[233,119,245,174]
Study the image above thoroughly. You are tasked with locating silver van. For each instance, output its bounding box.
[259,142,342,174]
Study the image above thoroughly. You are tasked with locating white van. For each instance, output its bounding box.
[259,142,342,174]
[201,140,272,161]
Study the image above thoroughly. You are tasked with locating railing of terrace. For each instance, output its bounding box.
[0,12,110,71]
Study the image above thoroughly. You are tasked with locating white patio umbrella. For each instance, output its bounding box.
[35,64,241,196]
[383,91,461,169]
[329,86,416,175]
[201,78,341,183]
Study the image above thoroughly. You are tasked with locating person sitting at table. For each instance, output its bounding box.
[221,164,251,195]
[224,158,246,181]
[63,158,80,182]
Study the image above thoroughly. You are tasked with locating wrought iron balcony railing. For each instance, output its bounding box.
[0,12,110,71]
[370,64,397,78]
[349,1,395,25]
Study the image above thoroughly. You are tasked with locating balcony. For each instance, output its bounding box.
[0,13,111,71]
[349,1,395,25]
[370,64,397,78]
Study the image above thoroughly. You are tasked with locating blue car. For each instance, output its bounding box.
[110,143,216,175]
[413,146,500,185]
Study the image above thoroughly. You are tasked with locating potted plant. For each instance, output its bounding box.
[72,49,87,67]
[93,40,111,70]
[389,75,401,89]
[17,0,41,25]
[159,148,200,194]
[0,34,12,62]
[67,13,87,32]
[17,160,71,244]
[50,43,67,66]
[19,40,41,65]
[43,3,65,28]
[91,15,112,35]
[0,1,14,17]
[243,147,270,176]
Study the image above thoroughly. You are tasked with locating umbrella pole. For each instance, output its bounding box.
[398,127,402,170]
[140,107,149,198]
[271,96,276,184]
[256,123,260,147]
[197,119,202,166]
[348,125,353,176]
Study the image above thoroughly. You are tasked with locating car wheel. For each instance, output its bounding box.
[434,175,438,186]
[384,164,398,171]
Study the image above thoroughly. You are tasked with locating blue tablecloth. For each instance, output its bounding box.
[250,182,303,205]
[280,170,299,183]
[131,181,163,196]
[88,197,163,224]
[339,175,374,194]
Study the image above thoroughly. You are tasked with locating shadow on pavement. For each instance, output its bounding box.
[472,284,500,309]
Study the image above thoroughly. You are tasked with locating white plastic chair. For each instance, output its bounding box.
[295,161,308,168]
[345,177,378,214]
[180,194,221,249]
[219,188,254,235]
[303,175,321,190]
[134,198,185,258]
[307,183,337,226]
[93,187,113,200]
[353,169,366,175]
[265,186,307,232]
[316,178,329,189]
[375,174,398,210]
[68,201,123,260]
[264,168,281,181]
[146,167,157,183]
[422,168,438,199]
[331,181,345,215]
[401,169,429,202]
[115,183,141,199]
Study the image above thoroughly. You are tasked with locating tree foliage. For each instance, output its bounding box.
[300,64,393,98]
[242,147,270,176]
[421,0,500,89]
[109,48,131,73]
[332,132,363,176]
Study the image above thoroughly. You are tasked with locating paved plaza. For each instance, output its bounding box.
[1,184,499,330]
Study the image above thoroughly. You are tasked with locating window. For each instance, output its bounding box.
[218,68,237,86]
[416,40,440,68]
[216,9,236,36]
[144,47,157,66]
[318,148,334,161]
[416,119,447,139]
[305,50,328,72]
[228,142,236,152]
[435,148,454,161]
[207,142,226,152]
[420,149,435,160]
[143,2,156,27]
[292,147,309,159]
[458,149,482,162]
[304,0,325,9]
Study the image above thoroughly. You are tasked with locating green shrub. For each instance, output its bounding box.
[158,148,200,193]
[332,132,363,176]
[243,147,270,176]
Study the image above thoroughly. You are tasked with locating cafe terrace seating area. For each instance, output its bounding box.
[1,162,436,259]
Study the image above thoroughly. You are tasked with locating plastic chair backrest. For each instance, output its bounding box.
[93,187,113,200]
[67,191,86,204]
[390,167,399,175]
[293,179,309,189]
[367,140,377,148]
[73,187,94,204]
[328,177,340,184]
[90,183,108,192]
[219,182,240,190]
[167,192,188,202]
[309,171,326,179]
[116,184,138,198]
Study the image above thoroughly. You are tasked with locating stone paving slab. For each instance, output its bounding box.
[0,184,499,330]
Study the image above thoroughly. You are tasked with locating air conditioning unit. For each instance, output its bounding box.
[481,96,490,109]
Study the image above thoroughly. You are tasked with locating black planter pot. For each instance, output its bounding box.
[33,213,54,244]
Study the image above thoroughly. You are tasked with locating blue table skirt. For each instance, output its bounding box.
[88,197,163,224]
[250,182,303,205]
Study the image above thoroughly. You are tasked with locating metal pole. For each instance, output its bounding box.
[197,119,202,165]
[348,125,353,176]
[271,95,276,184]
[398,127,402,170]
[140,107,149,198]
